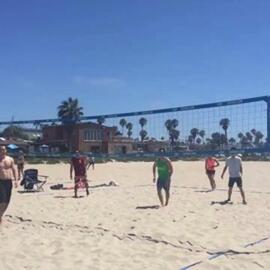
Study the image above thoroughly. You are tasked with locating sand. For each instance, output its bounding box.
[0,160,270,270]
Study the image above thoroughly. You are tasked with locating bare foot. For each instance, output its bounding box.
[243,200,247,205]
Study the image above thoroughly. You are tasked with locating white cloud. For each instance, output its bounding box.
[72,75,126,88]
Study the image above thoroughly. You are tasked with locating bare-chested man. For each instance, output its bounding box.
[0,146,17,224]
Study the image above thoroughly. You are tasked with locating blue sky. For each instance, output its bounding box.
[0,0,269,124]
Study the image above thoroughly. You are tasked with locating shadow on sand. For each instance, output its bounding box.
[211,200,233,206]
[194,189,213,193]
[54,195,85,199]
[136,205,160,210]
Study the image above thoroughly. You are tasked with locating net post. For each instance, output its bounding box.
[265,96,270,149]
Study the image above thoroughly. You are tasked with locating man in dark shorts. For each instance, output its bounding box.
[0,146,18,224]
[153,151,173,207]
[70,151,89,198]
[221,151,247,204]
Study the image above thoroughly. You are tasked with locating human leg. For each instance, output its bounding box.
[164,177,171,206]
[157,190,164,206]
[207,174,216,190]
[236,178,246,204]
[157,178,164,206]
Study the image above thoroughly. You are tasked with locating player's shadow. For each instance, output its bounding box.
[136,205,160,210]
[194,189,213,193]
[211,200,233,206]
[54,195,85,199]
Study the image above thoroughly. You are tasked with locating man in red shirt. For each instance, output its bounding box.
[70,151,89,198]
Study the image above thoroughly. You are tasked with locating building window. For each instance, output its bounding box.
[84,129,102,141]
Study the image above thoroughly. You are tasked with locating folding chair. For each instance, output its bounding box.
[20,169,48,192]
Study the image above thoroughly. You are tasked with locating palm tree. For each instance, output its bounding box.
[165,119,172,133]
[57,97,83,151]
[58,97,83,124]
[188,135,193,145]
[169,129,180,145]
[238,132,244,140]
[119,118,127,136]
[190,128,199,144]
[139,130,147,142]
[199,130,205,143]
[171,119,179,129]
[126,122,133,138]
[139,117,147,141]
[165,119,180,147]
[251,128,257,136]
[245,132,253,144]
[211,132,222,149]
[254,131,264,146]
[219,118,230,144]
[228,137,236,145]
[139,117,147,130]
[97,116,105,125]
[196,137,202,144]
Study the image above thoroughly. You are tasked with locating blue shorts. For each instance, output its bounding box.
[157,177,171,192]
[228,177,242,188]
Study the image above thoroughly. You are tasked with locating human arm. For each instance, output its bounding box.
[221,165,227,179]
[215,159,220,167]
[152,161,157,183]
[166,158,173,176]
[11,158,18,188]
[240,162,243,176]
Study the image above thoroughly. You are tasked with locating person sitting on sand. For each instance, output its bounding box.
[221,149,247,204]
[70,151,89,198]
[205,156,219,190]
[153,150,173,207]
[0,146,18,224]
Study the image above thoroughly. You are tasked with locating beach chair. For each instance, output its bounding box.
[21,169,48,192]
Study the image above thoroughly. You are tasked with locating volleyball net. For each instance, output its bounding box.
[0,96,269,157]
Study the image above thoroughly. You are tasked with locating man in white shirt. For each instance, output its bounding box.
[221,151,247,204]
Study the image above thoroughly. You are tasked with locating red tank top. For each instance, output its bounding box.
[72,157,86,176]
[206,158,216,171]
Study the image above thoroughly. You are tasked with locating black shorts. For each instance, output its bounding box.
[157,177,171,192]
[206,170,215,175]
[228,177,242,188]
[0,180,13,203]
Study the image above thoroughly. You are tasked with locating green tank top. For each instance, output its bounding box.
[156,159,170,180]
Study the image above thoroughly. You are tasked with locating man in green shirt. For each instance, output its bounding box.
[153,152,173,207]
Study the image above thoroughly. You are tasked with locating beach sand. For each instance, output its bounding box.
[1,160,270,270]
